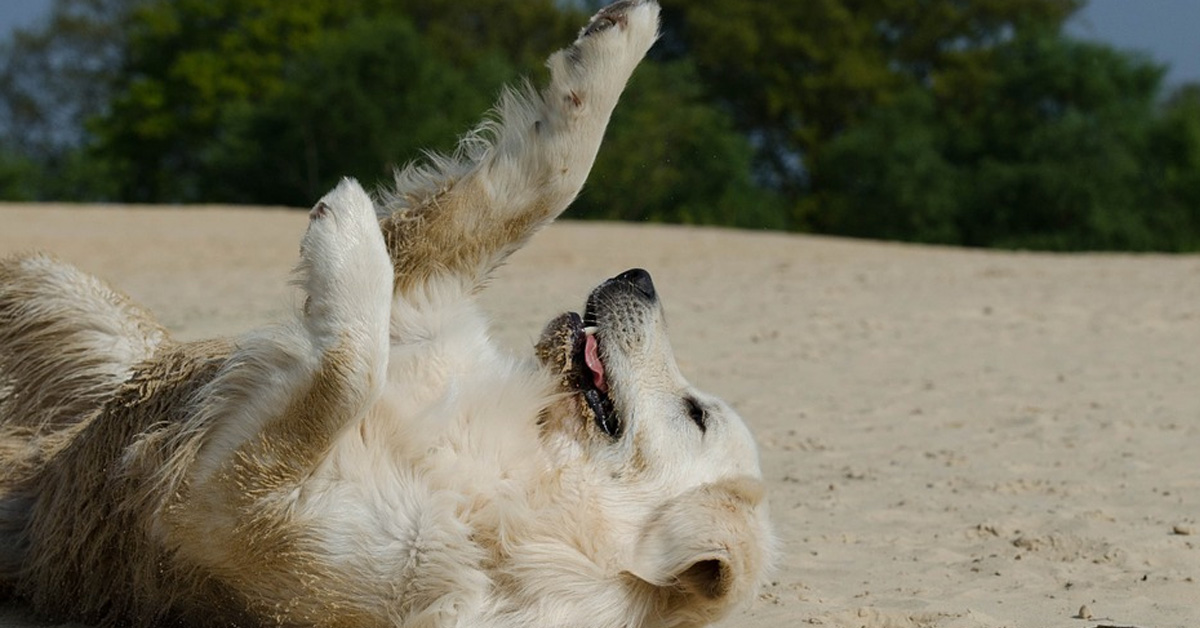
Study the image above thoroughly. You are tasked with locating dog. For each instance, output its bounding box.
[0,2,772,626]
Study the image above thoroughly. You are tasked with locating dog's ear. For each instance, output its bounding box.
[627,477,769,619]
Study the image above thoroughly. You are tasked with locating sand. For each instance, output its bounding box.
[1,203,1197,628]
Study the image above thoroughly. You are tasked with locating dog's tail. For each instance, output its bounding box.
[0,252,167,448]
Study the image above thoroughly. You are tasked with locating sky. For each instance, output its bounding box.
[1,0,1198,87]
[1065,0,1200,87]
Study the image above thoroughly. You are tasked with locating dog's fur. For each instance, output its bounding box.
[0,2,772,627]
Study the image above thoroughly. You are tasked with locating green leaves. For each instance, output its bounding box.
[84,0,570,204]
[817,87,960,244]
[816,27,1192,251]
[3,0,1200,251]
[676,0,1197,251]
[203,16,517,205]
[92,0,353,201]
[570,59,785,229]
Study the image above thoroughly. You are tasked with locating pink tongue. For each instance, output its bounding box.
[584,333,607,393]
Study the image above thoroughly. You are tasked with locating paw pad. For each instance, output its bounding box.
[583,0,636,36]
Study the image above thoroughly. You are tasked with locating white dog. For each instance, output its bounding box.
[0,2,772,627]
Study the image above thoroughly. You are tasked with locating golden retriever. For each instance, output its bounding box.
[0,2,772,626]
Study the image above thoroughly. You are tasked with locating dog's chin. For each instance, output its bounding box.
[534,309,618,438]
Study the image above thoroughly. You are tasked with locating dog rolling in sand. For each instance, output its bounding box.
[0,2,771,626]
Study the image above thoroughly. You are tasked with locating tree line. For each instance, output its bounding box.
[2,0,1198,251]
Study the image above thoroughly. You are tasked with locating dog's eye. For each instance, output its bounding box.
[685,397,707,433]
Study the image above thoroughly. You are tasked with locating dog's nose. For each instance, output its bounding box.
[615,268,656,299]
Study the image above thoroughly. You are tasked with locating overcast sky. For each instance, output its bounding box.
[1,0,1198,86]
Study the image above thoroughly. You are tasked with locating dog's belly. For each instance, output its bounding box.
[294,445,491,623]
[286,364,552,623]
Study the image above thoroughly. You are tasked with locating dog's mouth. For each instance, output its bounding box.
[535,269,659,439]
[535,308,618,436]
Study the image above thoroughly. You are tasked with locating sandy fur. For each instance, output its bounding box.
[0,3,773,627]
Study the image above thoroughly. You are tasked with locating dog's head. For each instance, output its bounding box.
[535,268,772,625]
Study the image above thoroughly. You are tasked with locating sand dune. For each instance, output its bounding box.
[2,204,1197,627]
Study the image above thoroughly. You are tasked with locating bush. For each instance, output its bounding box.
[570,60,785,230]
[202,16,517,205]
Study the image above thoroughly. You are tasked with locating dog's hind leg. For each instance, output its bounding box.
[378,0,660,298]
[0,254,168,586]
[0,254,167,434]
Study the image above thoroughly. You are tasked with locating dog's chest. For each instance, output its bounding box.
[291,376,550,620]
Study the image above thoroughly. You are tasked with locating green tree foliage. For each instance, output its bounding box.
[569,59,785,229]
[91,0,355,201]
[1145,85,1200,250]
[0,146,38,201]
[816,88,961,244]
[89,0,576,202]
[0,0,138,200]
[3,0,1200,251]
[655,0,1084,222]
[818,29,1197,250]
[953,31,1164,250]
[201,17,517,205]
[377,0,580,71]
[652,0,1200,250]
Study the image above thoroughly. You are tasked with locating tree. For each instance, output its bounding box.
[90,0,575,203]
[201,16,517,205]
[952,30,1165,250]
[89,0,357,201]
[816,87,961,243]
[0,0,139,201]
[377,0,580,72]
[7,0,1198,251]
[817,28,1192,251]
[569,59,784,229]
[1143,84,1200,250]
[0,145,38,201]
[650,0,1083,222]
[0,0,136,158]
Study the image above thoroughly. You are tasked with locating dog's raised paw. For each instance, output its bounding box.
[305,177,378,236]
[550,0,657,112]
[302,178,387,268]
[300,177,392,326]
[582,0,635,36]
[575,0,658,46]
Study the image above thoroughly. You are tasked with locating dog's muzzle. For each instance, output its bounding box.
[535,268,658,438]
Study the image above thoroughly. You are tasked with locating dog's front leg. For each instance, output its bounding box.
[188,178,392,505]
[379,0,661,297]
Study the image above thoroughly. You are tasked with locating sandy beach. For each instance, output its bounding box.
[1,203,1197,628]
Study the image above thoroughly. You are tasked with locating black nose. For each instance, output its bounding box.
[615,268,656,299]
